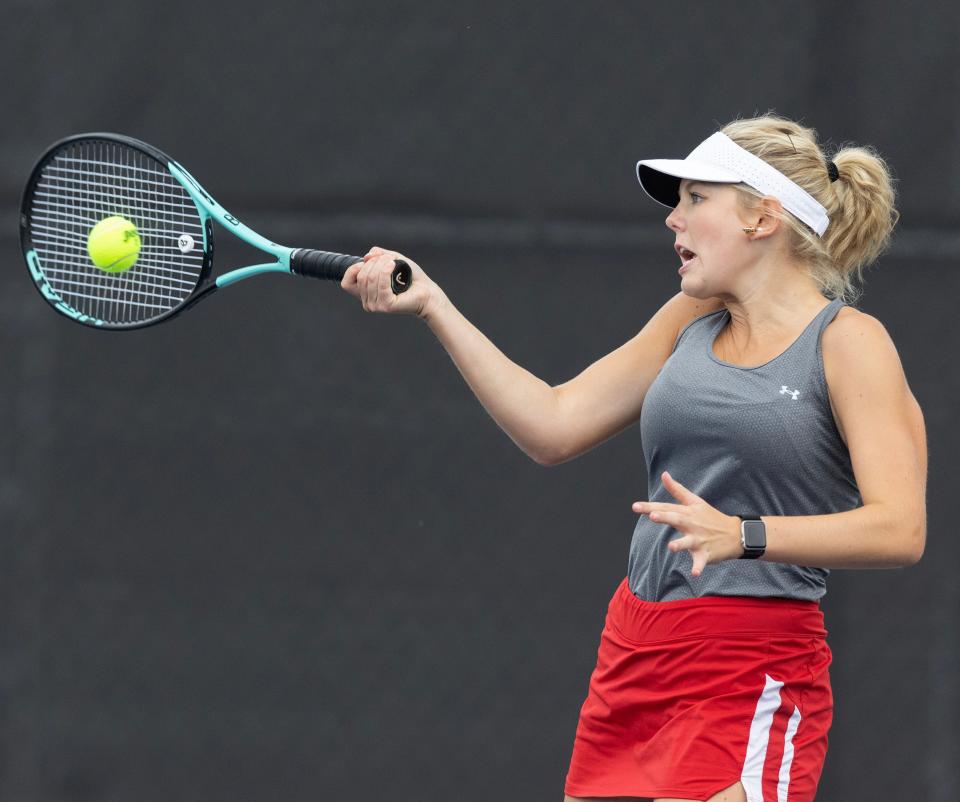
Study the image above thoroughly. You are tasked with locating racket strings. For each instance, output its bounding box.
[27,140,205,325]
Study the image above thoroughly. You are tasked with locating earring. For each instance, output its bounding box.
[742,225,762,234]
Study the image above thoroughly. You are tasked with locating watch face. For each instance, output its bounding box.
[742,520,766,550]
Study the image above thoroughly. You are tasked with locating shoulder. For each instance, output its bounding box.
[821,306,916,439]
[664,292,726,341]
[821,306,902,371]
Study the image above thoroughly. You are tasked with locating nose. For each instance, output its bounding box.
[665,205,683,232]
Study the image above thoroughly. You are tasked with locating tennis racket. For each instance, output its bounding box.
[19,132,412,329]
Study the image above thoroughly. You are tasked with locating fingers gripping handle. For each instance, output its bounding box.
[290,249,412,294]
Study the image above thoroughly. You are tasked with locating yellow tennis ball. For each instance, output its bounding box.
[87,216,141,273]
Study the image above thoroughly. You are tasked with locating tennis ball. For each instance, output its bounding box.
[87,216,141,273]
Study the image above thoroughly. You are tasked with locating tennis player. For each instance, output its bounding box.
[341,114,927,802]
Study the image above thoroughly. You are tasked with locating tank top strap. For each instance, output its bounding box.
[746,295,843,411]
[673,297,846,366]
[751,296,846,353]
[783,296,845,356]
[809,296,846,338]
[672,307,726,353]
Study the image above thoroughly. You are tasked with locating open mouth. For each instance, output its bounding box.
[675,244,698,267]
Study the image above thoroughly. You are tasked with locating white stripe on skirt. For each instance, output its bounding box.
[740,673,783,802]
[778,705,803,801]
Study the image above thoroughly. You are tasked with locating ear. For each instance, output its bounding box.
[749,196,785,240]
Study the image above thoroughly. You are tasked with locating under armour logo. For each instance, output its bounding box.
[779,385,800,400]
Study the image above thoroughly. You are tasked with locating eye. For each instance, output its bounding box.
[689,192,704,204]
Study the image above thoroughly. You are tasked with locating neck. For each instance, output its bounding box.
[714,260,828,345]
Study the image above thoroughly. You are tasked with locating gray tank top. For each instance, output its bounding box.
[628,296,862,602]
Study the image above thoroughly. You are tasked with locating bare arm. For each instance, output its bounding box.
[420,292,561,463]
[344,247,723,465]
[422,289,724,465]
[424,288,724,465]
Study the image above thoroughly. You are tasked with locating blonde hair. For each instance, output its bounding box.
[721,114,898,304]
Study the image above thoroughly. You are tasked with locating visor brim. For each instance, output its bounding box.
[635,159,742,208]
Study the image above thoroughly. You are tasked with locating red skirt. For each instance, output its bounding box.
[564,578,833,802]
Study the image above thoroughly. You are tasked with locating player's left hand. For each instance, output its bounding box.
[631,471,743,577]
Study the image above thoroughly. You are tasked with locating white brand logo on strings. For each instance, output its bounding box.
[178,234,195,254]
[779,385,800,400]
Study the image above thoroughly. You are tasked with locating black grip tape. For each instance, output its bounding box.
[290,249,412,294]
[290,249,362,281]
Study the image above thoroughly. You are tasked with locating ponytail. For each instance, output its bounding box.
[722,115,899,304]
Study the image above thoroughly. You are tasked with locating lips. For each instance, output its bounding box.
[675,243,698,267]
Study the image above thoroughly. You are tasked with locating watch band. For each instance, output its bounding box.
[737,515,766,559]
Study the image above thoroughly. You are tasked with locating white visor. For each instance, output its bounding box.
[636,131,830,237]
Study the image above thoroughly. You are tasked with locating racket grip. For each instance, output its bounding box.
[290,249,412,294]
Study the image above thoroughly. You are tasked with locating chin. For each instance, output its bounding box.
[679,279,713,300]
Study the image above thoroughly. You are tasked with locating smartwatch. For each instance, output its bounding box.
[738,516,766,559]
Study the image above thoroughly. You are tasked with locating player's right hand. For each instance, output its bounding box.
[340,246,446,320]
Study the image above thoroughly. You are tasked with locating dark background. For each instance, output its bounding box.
[2,2,956,800]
